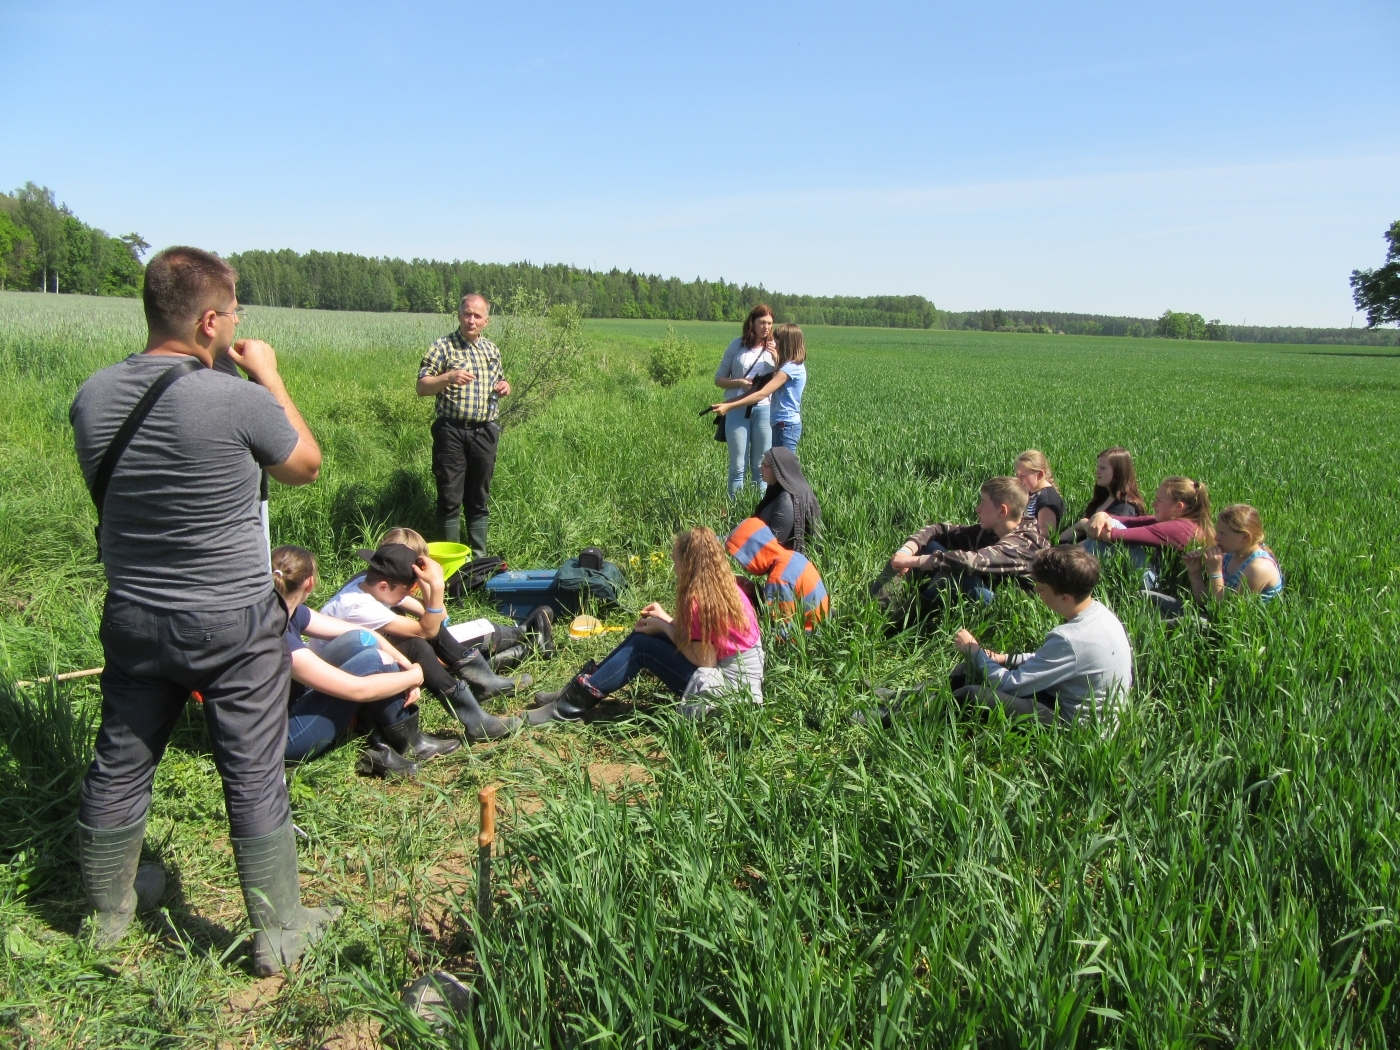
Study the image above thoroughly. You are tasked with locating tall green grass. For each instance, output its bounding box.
[0,292,1396,1046]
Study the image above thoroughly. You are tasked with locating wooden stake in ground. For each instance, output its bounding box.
[477,784,498,923]
[15,667,103,688]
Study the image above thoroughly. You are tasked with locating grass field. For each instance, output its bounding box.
[1,290,1398,1047]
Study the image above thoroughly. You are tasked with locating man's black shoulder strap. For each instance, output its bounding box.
[89,356,203,543]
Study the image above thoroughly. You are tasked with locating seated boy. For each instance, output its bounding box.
[871,476,1048,621]
[725,517,829,634]
[857,546,1132,728]
[317,542,522,741]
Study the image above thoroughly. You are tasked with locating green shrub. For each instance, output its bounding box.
[647,324,696,387]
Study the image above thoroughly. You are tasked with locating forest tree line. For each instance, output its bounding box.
[3,183,1394,346]
[0,183,146,297]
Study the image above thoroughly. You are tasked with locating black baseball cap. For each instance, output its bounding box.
[356,543,419,585]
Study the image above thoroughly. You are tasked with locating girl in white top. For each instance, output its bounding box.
[714,304,777,498]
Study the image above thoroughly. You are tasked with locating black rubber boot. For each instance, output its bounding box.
[526,659,595,709]
[465,516,489,559]
[231,819,342,977]
[450,648,531,700]
[440,515,461,544]
[525,673,605,725]
[379,708,461,763]
[490,624,529,651]
[77,814,166,948]
[355,734,420,778]
[523,606,556,659]
[444,680,520,741]
[489,644,529,672]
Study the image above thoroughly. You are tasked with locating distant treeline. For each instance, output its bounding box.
[943,309,1400,347]
[0,183,146,297]
[227,249,939,329]
[3,182,1394,346]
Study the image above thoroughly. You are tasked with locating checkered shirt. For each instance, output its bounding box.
[418,330,504,423]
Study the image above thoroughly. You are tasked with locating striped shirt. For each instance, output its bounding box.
[418,330,504,423]
[726,518,829,633]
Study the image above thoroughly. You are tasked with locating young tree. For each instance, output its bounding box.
[0,212,35,290]
[1351,220,1400,328]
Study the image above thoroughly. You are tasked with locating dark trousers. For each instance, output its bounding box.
[431,417,499,522]
[392,633,464,697]
[80,592,291,839]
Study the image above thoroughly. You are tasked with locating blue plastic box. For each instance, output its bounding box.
[484,569,575,621]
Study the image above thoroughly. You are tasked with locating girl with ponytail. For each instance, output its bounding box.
[1084,475,1213,551]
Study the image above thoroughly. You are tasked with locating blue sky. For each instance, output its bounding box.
[4,0,1397,325]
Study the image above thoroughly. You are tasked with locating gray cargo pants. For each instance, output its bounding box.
[78,592,292,839]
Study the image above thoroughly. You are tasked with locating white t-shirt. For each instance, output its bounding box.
[715,338,777,406]
[311,573,394,651]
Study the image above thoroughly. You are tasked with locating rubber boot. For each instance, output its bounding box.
[443,680,520,741]
[77,815,167,948]
[525,672,605,725]
[489,644,529,672]
[526,659,596,709]
[523,606,556,659]
[355,734,420,778]
[465,516,489,559]
[231,819,342,977]
[379,708,462,763]
[490,623,529,651]
[440,515,461,544]
[450,648,531,700]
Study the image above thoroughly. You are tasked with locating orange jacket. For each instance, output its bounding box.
[726,518,829,632]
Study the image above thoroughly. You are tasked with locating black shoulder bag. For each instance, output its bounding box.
[87,357,203,558]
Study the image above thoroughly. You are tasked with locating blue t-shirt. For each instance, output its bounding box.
[283,603,312,654]
[771,361,807,424]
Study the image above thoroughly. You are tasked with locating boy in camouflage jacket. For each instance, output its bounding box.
[871,476,1049,622]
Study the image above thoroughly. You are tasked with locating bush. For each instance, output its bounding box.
[493,290,587,427]
[647,325,696,387]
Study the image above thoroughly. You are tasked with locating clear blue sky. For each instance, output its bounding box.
[4,1,1397,325]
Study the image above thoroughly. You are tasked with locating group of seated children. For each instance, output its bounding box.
[275,448,833,771]
[868,446,1284,725]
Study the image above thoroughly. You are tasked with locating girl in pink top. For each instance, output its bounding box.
[526,528,764,724]
[1084,476,1214,551]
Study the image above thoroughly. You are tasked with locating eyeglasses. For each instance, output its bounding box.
[215,306,247,322]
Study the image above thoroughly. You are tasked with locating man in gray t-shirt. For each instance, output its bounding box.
[68,246,334,976]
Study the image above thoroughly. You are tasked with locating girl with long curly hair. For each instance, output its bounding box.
[526,527,764,723]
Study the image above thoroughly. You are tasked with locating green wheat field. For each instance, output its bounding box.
[1,290,1398,1047]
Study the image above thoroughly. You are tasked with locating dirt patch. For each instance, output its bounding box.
[587,762,652,790]
[320,1015,381,1050]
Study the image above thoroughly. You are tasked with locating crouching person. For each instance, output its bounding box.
[871,476,1047,622]
[528,527,764,724]
[272,546,460,777]
[952,546,1132,724]
[726,516,829,634]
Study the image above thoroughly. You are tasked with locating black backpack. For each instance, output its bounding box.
[555,548,627,606]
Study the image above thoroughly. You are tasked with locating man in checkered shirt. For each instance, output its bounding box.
[416,293,512,556]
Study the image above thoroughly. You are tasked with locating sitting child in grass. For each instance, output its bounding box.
[1185,503,1284,602]
[870,476,1048,621]
[750,447,822,553]
[1063,446,1147,531]
[527,527,764,724]
[725,517,829,634]
[273,546,460,777]
[1014,449,1065,538]
[317,539,523,741]
[859,546,1132,727]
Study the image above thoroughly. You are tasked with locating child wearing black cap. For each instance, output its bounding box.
[317,542,524,741]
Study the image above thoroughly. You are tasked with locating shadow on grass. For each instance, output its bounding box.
[330,468,437,547]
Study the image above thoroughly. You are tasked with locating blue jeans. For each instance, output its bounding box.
[915,541,994,608]
[285,635,409,762]
[771,419,801,451]
[585,631,699,697]
[726,402,772,498]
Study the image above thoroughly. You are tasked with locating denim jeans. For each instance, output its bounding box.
[771,419,801,451]
[915,540,994,608]
[726,402,772,498]
[585,631,699,697]
[285,638,408,762]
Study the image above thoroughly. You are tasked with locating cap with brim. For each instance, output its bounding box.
[356,543,419,585]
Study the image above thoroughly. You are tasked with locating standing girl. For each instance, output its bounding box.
[525,527,764,723]
[1013,450,1065,538]
[714,323,808,451]
[714,305,777,496]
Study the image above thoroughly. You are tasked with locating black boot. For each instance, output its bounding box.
[379,708,462,763]
[525,672,604,725]
[490,644,529,672]
[356,732,420,778]
[523,606,556,659]
[526,659,595,708]
[443,681,520,741]
[465,516,489,559]
[450,648,531,700]
[76,814,166,947]
[231,819,341,976]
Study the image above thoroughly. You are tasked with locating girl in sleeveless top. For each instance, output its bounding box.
[1186,504,1284,602]
[1013,450,1065,538]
